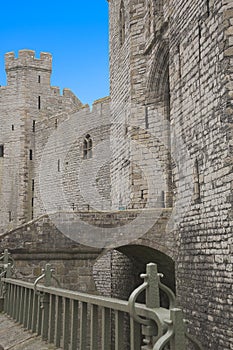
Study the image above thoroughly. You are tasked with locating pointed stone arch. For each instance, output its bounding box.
[146,40,169,105]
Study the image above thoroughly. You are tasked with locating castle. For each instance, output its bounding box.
[0,0,232,349]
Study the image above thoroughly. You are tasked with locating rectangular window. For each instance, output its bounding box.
[38,75,41,83]
[32,120,35,132]
[0,145,4,157]
[30,149,33,160]
[38,96,41,110]
[12,125,14,131]
[9,211,12,222]
[32,179,35,192]
[58,159,60,172]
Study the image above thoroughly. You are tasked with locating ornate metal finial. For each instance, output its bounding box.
[34,264,60,293]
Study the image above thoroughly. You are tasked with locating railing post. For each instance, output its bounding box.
[44,264,53,287]
[40,264,53,341]
[142,263,160,350]
[170,308,186,350]
[145,263,160,309]
[3,249,9,266]
[5,263,12,278]
[0,249,13,312]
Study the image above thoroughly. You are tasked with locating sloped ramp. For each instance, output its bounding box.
[0,313,61,350]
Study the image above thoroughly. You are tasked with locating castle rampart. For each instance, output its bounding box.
[5,50,52,72]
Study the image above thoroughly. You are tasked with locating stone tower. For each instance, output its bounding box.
[0,50,83,232]
[109,0,172,210]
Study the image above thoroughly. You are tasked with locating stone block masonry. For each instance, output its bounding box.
[0,0,232,348]
[0,49,111,234]
[108,0,232,348]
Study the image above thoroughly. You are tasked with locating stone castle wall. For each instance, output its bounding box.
[168,1,233,348]
[109,0,172,210]
[0,1,232,348]
[108,0,232,348]
[0,50,111,233]
[34,97,111,217]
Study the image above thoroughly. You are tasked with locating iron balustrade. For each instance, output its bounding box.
[0,250,203,350]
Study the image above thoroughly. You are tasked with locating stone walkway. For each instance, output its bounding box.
[0,313,61,350]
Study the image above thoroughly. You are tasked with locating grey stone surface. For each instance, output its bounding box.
[0,313,61,349]
[0,0,232,349]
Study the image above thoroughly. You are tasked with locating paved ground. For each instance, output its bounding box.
[0,313,61,350]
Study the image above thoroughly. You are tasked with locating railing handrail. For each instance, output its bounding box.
[2,277,169,324]
[1,261,204,350]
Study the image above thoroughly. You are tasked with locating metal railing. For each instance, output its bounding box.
[0,250,203,350]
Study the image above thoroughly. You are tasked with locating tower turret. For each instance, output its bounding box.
[5,50,52,87]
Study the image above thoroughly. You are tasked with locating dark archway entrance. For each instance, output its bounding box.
[93,245,175,349]
[93,244,175,303]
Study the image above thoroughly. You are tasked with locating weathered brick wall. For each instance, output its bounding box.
[109,0,232,348]
[168,1,233,348]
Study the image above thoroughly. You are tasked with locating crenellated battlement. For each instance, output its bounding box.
[5,49,52,72]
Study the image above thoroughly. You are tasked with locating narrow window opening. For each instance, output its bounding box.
[32,120,35,132]
[38,96,41,110]
[145,106,149,129]
[38,75,41,83]
[206,0,210,16]
[12,125,14,131]
[32,179,35,192]
[58,159,60,172]
[9,211,12,222]
[141,190,144,199]
[83,134,93,159]
[55,119,58,128]
[0,145,4,157]
[31,197,34,220]
[119,1,126,46]
[29,149,33,160]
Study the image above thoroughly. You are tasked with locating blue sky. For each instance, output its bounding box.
[0,1,109,105]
